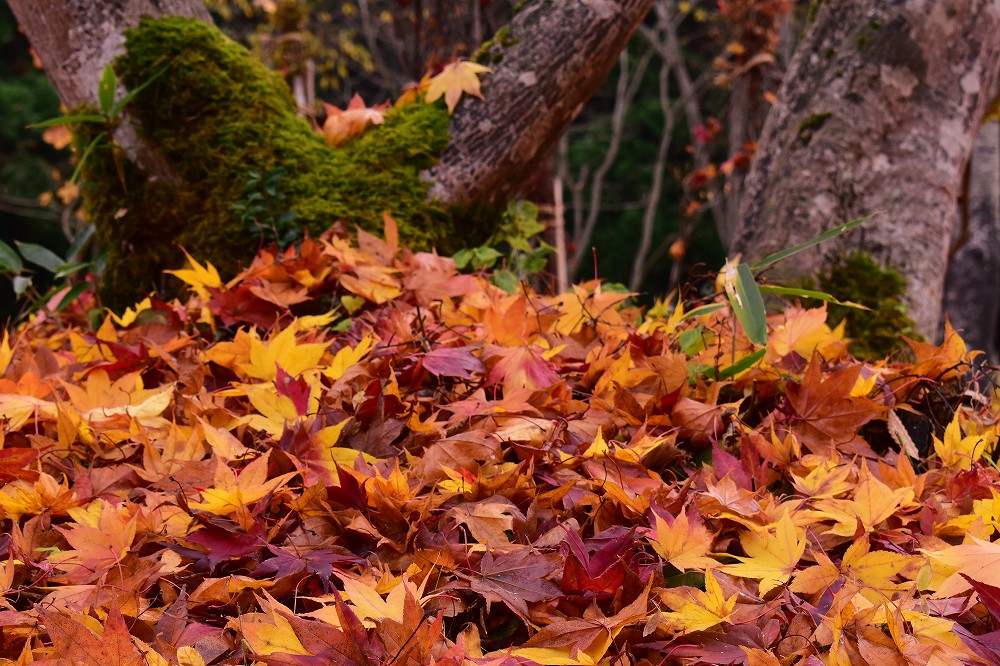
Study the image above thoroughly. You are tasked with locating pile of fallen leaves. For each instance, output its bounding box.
[1,220,999,666]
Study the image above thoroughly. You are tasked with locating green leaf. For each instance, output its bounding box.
[678,326,706,355]
[98,65,117,115]
[679,303,726,323]
[15,241,64,273]
[491,269,520,294]
[111,66,169,118]
[65,224,96,263]
[725,263,768,346]
[716,349,766,381]
[758,285,870,310]
[0,240,23,274]
[69,132,107,184]
[749,216,869,272]
[28,114,106,129]
[54,262,90,279]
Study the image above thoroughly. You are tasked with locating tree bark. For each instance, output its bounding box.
[6,0,211,110]
[729,0,1000,337]
[941,122,1000,360]
[11,0,652,214]
[425,0,655,207]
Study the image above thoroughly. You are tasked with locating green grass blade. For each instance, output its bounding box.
[758,285,870,310]
[749,216,870,272]
[729,263,768,346]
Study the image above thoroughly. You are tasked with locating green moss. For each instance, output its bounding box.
[806,0,828,24]
[812,252,922,360]
[471,25,519,65]
[79,16,490,309]
[796,112,832,145]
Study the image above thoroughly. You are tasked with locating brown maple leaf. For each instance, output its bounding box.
[41,605,144,666]
[783,355,884,455]
[467,548,561,621]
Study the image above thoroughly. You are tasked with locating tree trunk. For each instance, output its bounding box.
[729,0,1000,337]
[941,122,1000,360]
[11,0,654,212]
[426,0,655,207]
[6,0,211,109]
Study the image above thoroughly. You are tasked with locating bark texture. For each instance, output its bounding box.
[942,122,1000,360]
[729,0,1000,336]
[426,0,655,206]
[7,0,211,109]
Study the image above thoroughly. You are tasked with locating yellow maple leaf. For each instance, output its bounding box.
[790,547,840,595]
[239,323,329,382]
[924,535,1000,597]
[933,410,997,471]
[0,329,14,376]
[807,462,915,537]
[766,305,848,364]
[323,334,376,382]
[190,452,297,524]
[659,569,737,632]
[647,509,717,572]
[721,511,806,595]
[307,574,427,628]
[165,247,222,299]
[424,60,491,113]
[789,456,854,499]
[235,598,310,657]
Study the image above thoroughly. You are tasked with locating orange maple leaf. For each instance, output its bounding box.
[321,94,388,147]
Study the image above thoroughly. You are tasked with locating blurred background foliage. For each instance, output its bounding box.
[0,0,806,322]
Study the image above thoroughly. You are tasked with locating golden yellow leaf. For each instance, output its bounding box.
[165,247,222,299]
[721,511,806,595]
[660,569,737,632]
[424,60,491,113]
[647,510,717,572]
[190,452,297,519]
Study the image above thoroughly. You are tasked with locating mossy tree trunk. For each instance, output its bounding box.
[12,0,653,212]
[729,0,1000,337]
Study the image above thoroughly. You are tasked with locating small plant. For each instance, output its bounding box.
[232,167,299,247]
[452,200,553,293]
[818,251,921,359]
[0,223,100,321]
[29,64,165,186]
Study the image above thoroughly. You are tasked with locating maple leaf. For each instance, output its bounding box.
[190,452,297,528]
[0,447,39,484]
[322,94,388,147]
[765,304,847,366]
[41,605,144,666]
[560,527,637,599]
[47,498,138,583]
[902,317,971,382]
[510,583,650,664]
[467,548,561,621]
[933,410,998,471]
[783,355,884,455]
[647,508,717,572]
[424,60,491,113]
[721,511,806,595]
[659,569,738,632]
[924,536,1000,597]
[806,461,916,537]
